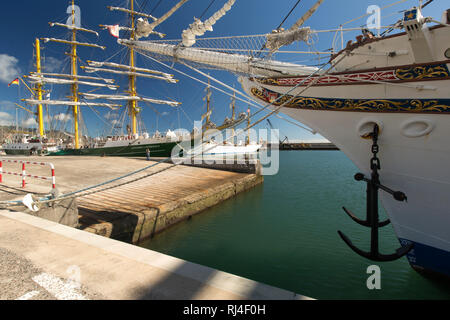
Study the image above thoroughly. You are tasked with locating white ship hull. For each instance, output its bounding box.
[201,143,262,155]
[240,21,450,276]
[188,142,262,157]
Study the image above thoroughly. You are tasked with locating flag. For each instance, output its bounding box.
[8,78,19,87]
[108,25,120,38]
[247,108,251,114]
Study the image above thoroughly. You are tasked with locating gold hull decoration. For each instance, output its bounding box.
[395,64,450,80]
[250,87,450,113]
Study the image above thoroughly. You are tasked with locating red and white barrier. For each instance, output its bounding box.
[0,159,56,189]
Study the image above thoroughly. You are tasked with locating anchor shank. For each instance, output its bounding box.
[369,179,380,256]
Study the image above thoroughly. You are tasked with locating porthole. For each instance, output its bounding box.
[357,118,384,139]
[401,118,435,138]
[445,48,450,59]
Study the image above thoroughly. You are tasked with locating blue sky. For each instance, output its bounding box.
[0,0,446,141]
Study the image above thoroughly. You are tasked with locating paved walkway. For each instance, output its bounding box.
[0,210,310,300]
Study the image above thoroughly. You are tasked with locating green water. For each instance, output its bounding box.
[139,151,450,299]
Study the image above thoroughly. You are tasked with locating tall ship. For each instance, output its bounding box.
[1,47,67,156]
[16,0,184,158]
[114,0,450,278]
[192,83,262,157]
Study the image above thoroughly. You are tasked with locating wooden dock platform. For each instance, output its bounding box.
[0,156,263,243]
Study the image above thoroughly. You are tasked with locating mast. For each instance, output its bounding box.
[35,39,45,137]
[25,1,119,146]
[70,0,80,149]
[231,92,236,144]
[247,107,250,146]
[129,0,138,136]
[90,1,181,135]
[16,108,18,132]
[206,80,211,130]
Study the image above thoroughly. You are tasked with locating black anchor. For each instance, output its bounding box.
[338,124,414,262]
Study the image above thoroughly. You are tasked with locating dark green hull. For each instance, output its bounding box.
[4,149,46,156]
[49,141,179,158]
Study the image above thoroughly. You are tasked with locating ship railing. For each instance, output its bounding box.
[0,159,56,189]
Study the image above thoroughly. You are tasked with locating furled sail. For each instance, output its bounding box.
[100,24,166,39]
[49,22,99,36]
[27,75,118,90]
[30,72,115,84]
[135,0,189,39]
[265,0,323,52]
[108,6,157,21]
[24,99,121,109]
[118,39,319,77]
[135,20,167,39]
[265,27,311,52]
[82,66,178,83]
[86,60,173,77]
[289,0,324,31]
[181,0,236,47]
[80,93,181,107]
[42,38,105,50]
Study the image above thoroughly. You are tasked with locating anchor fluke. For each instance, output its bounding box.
[377,218,391,228]
[338,231,414,262]
[342,207,371,227]
[338,230,373,260]
[342,207,390,228]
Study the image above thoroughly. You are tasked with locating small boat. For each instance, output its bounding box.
[2,133,61,156]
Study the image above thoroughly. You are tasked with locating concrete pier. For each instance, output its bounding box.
[0,210,310,300]
[269,142,339,150]
[0,156,263,243]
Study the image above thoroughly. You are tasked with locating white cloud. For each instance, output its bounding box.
[0,111,14,126]
[104,111,118,120]
[0,54,21,83]
[22,118,37,128]
[53,113,72,122]
[161,112,170,117]
[43,57,63,73]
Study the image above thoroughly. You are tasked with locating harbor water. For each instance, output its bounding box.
[139,151,450,299]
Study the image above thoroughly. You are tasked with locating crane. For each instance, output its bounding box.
[267,119,289,146]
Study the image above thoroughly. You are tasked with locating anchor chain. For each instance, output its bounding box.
[338,124,414,262]
[370,126,380,173]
